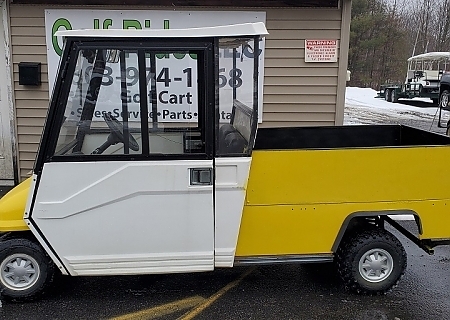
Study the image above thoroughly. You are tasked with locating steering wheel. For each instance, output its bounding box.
[91,113,140,154]
[103,112,140,151]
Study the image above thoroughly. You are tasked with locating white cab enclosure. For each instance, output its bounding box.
[26,23,267,275]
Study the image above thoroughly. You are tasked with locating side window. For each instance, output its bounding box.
[50,43,211,160]
[54,48,142,156]
[145,51,204,154]
[216,38,256,157]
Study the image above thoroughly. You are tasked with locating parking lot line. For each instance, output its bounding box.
[178,267,255,320]
[110,295,205,320]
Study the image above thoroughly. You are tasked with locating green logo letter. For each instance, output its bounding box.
[52,18,72,56]
[103,19,113,29]
[123,20,142,29]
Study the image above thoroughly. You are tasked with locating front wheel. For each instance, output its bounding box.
[440,90,449,110]
[0,238,54,301]
[384,89,391,102]
[335,228,406,295]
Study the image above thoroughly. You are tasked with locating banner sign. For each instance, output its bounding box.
[44,10,266,123]
[305,40,338,62]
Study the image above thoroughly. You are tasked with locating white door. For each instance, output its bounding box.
[29,160,214,276]
[0,2,14,185]
[26,43,215,275]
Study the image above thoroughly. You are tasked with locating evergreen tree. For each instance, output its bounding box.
[349,0,410,88]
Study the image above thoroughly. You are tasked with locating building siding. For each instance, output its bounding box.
[9,4,344,180]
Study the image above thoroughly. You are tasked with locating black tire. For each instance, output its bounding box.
[0,238,54,301]
[440,90,449,110]
[335,228,406,295]
[384,89,391,102]
[390,89,398,103]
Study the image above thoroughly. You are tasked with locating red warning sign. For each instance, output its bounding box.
[305,40,338,62]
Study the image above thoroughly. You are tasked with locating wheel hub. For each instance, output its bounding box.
[1,254,40,291]
[443,95,449,108]
[358,248,393,283]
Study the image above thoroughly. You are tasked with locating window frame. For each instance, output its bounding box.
[35,37,215,173]
[214,35,260,158]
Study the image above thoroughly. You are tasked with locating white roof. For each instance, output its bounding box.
[407,52,450,62]
[56,22,268,38]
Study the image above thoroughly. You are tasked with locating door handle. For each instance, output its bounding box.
[190,168,212,185]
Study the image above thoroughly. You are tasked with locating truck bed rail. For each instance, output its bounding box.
[254,125,450,150]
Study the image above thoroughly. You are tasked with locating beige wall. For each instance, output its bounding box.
[9,4,348,180]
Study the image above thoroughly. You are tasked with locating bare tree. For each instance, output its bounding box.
[433,0,450,51]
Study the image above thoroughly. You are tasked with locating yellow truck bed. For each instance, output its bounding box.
[236,125,450,257]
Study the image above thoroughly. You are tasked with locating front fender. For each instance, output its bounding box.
[0,178,31,232]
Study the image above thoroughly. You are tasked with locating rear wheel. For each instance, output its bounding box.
[336,228,406,295]
[0,238,54,301]
[390,89,398,103]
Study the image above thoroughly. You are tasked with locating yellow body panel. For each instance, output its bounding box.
[0,178,31,232]
[236,147,450,256]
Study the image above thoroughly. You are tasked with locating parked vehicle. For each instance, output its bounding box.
[379,52,450,104]
[438,72,450,134]
[1,23,450,301]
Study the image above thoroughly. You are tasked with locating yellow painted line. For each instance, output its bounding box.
[178,267,255,320]
[110,295,205,320]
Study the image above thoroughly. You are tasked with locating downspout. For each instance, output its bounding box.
[335,0,352,125]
